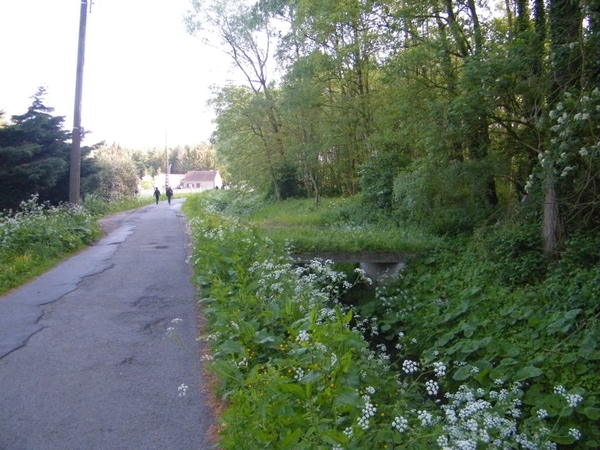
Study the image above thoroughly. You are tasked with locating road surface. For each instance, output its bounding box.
[0,199,214,450]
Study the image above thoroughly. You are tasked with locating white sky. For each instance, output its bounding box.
[0,0,233,149]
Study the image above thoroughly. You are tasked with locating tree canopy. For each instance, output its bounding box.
[0,88,79,210]
[187,0,600,253]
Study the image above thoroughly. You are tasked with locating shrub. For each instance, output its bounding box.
[392,159,500,235]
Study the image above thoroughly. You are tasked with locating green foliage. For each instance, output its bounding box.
[200,190,437,253]
[186,0,600,249]
[353,221,599,448]
[169,143,216,174]
[392,159,501,235]
[0,88,73,210]
[542,88,600,229]
[359,146,410,210]
[0,195,100,295]
[475,221,547,286]
[0,88,101,209]
[82,193,155,217]
[89,144,140,201]
[182,192,598,449]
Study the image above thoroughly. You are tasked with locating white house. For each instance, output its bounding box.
[181,170,223,190]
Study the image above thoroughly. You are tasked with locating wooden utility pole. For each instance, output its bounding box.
[69,0,88,204]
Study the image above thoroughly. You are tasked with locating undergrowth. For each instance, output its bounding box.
[0,195,99,295]
[183,191,600,449]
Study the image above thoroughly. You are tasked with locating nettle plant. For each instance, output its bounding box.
[186,198,596,449]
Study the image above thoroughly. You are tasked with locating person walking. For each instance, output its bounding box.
[166,186,174,205]
[153,187,160,204]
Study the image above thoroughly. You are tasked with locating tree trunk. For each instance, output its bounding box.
[543,0,582,254]
[542,166,564,255]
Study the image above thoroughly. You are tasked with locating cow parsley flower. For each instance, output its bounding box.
[402,359,419,374]
[392,416,408,432]
[426,380,440,396]
[297,330,310,342]
[358,396,377,430]
[566,393,583,408]
[433,361,447,378]
[417,410,434,427]
[569,428,582,440]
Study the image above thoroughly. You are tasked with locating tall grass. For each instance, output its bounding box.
[202,190,439,253]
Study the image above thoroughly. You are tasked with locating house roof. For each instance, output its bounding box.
[183,170,219,182]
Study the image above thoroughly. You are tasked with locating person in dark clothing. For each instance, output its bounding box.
[153,187,160,204]
[166,186,174,205]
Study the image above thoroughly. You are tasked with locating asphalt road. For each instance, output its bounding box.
[0,199,214,450]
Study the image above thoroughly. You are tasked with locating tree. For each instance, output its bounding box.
[89,144,140,200]
[194,0,600,243]
[170,144,216,173]
[210,85,285,194]
[0,88,72,210]
[187,0,289,199]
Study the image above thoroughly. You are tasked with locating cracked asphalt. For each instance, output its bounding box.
[0,199,214,450]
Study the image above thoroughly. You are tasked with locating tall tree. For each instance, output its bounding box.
[541,0,583,254]
[0,88,72,210]
[186,0,289,199]
[271,0,383,195]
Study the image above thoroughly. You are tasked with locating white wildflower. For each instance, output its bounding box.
[297,330,310,342]
[392,416,408,432]
[433,361,447,378]
[569,428,582,440]
[402,359,419,374]
[426,379,439,396]
[417,410,434,427]
[565,393,583,408]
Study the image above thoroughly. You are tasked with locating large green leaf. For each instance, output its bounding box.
[513,366,544,381]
